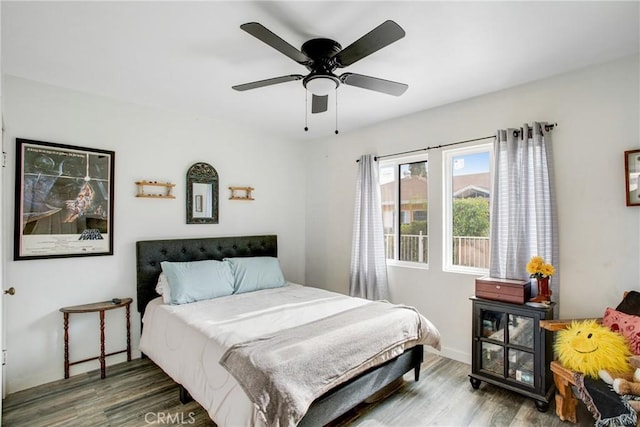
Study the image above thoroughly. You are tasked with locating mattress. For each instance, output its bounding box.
[139,284,440,426]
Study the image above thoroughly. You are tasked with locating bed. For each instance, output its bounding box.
[136,235,440,426]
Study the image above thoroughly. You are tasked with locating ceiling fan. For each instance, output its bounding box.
[232,20,408,114]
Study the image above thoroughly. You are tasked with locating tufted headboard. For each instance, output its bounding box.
[136,235,278,314]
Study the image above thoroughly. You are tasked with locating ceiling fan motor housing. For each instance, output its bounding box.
[301,38,342,72]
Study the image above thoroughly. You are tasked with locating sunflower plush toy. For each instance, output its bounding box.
[555,319,633,379]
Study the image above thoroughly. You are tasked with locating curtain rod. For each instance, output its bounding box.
[357,123,557,162]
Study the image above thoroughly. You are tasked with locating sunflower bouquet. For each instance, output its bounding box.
[526,256,555,279]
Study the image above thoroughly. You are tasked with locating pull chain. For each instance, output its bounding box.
[304,90,309,132]
[334,90,339,135]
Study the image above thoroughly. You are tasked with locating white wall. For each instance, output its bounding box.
[1,76,307,392]
[305,54,640,363]
[3,54,639,393]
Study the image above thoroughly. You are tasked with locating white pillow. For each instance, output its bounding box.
[160,259,234,304]
[224,257,286,294]
[155,272,171,304]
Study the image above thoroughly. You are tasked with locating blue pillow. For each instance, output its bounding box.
[224,257,286,294]
[160,259,234,304]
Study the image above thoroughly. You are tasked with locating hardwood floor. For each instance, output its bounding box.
[2,353,594,426]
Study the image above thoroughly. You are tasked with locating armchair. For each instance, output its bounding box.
[540,291,640,423]
[539,317,601,423]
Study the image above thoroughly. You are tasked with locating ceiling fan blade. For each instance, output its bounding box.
[240,22,311,65]
[311,94,328,114]
[340,73,408,96]
[232,74,304,91]
[334,20,405,67]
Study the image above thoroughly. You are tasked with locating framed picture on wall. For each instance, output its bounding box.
[625,149,640,206]
[14,138,115,260]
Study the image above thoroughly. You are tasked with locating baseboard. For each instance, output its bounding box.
[430,346,470,365]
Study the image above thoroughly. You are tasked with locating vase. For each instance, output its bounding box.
[531,276,552,303]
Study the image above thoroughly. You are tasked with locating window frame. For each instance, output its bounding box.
[442,143,492,275]
[379,153,429,269]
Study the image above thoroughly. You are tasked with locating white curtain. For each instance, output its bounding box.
[349,154,390,300]
[489,123,559,305]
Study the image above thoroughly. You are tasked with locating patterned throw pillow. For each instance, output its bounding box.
[603,307,640,355]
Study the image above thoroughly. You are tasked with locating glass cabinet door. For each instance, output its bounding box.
[481,342,504,376]
[480,309,506,341]
[508,314,534,349]
[508,349,534,386]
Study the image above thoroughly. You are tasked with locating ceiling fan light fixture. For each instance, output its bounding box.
[304,75,339,96]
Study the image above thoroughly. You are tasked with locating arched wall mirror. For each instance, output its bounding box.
[186,162,218,224]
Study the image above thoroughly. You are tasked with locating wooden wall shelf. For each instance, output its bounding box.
[229,186,254,201]
[135,181,176,199]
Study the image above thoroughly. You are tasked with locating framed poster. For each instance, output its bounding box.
[625,149,640,206]
[14,138,115,260]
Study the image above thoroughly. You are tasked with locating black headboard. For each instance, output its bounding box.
[136,235,278,314]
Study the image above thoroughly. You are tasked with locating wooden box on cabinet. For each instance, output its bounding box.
[469,297,554,412]
[475,277,531,304]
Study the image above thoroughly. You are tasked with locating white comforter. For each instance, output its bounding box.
[139,284,440,426]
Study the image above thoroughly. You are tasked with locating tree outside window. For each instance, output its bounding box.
[445,146,491,272]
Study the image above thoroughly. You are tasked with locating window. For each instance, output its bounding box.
[443,144,492,273]
[380,155,428,266]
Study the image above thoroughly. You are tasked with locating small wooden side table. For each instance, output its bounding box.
[60,297,132,379]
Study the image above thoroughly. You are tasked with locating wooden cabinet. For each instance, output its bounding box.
[469,297,554,411]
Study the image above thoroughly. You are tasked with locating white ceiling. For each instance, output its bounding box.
[2,1,639,139]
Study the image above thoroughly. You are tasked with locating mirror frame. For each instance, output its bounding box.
[625,149,640,206]
[186,162,219,224]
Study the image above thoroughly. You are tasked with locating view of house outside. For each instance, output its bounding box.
[380,159,429,264]
[380,150,490,269]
